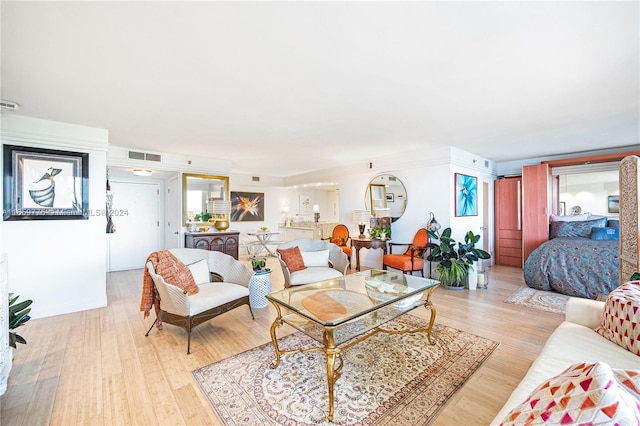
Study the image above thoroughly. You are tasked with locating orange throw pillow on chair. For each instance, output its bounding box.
[277,246,307,273]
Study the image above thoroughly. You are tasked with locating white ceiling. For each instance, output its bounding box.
[1,1,638,177]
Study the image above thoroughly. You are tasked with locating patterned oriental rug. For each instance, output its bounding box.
[193,315,499,425]
[504,285,571,314]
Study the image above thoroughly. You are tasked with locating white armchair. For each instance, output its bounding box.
[144,248,254,354]
[276,239,350,288]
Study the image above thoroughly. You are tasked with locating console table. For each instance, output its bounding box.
[185,231,239,259]
[352,238,388,271]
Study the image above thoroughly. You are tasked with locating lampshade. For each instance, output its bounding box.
[212,200,231,214]
[374,208,390,217]
[353,209,370,224]
[426,212,441,232]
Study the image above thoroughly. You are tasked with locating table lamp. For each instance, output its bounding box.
[313,205,320,223]
[212,200,231,231]
[353,210,370,238]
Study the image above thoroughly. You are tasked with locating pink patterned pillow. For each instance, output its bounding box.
[596,280,640,356]
[501,362,640,425]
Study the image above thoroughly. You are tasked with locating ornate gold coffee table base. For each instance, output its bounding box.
[268,286,438,422]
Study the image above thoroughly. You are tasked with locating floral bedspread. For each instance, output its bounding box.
[523,237,619,299]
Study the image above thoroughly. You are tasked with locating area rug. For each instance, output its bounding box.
[504,285,571,314]
[192,315,499,425]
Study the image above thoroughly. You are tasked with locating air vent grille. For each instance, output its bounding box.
[128,151,145,160]
[128,151,161,162]
[0,100,20,111]
[252,176,260,182]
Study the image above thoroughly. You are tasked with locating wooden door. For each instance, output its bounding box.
[495,177,523,267]
[522,163,551,263]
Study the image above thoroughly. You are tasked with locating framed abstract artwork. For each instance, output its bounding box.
[454,173,477,217]
[299,193,312,215]
[607,195,619,214]
[230,191,264,222]
[3,144,89,220]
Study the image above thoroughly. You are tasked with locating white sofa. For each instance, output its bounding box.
[491,297,640,424]
[145,248,255,354]
[276,238,350,288]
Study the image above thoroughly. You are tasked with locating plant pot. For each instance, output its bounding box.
[444,284,465,290]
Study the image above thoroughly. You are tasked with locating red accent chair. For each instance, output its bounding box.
[326,224,352,259]
[382,228,429,276]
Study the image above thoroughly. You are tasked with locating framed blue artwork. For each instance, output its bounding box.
[455,173,477,217]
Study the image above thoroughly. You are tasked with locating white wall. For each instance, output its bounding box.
[1,115,109,318]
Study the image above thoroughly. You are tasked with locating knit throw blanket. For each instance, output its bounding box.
[140,250,200,328]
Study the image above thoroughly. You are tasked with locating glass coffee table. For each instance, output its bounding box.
[266,269,440,422]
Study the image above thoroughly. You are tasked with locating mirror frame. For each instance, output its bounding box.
[365,174,408,223]
[182,173,230,226]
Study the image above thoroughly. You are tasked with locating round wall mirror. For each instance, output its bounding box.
[364,174,408,222]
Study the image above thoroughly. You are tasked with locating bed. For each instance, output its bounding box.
[523,216,619,299]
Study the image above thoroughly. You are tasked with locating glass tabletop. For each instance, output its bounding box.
[266,269,440,328]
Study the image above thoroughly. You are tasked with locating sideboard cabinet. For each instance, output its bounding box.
[185,231,239,260]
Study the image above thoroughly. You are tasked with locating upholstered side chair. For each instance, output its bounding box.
[382,228,429,276]
[144,248,254,354]
[276,238,350,288]
[325,224,352,260]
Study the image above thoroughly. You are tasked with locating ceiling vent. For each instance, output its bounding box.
[0,99,20,111]
[128,151,162,162]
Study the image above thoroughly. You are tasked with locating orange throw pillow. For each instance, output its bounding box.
[277,246,307,273]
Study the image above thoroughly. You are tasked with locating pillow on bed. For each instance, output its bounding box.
[549,217,607,239]
[591,227,619,240]
[549,213,591,222]
[607,219,620,228]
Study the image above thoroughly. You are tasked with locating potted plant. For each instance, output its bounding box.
[9,293,32,349]
[369,225,392,240]
[427,227,491,289]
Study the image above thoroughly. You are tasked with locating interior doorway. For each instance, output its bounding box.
[108,180,161,271]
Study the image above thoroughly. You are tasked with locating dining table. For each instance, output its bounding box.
[247,231,282,257]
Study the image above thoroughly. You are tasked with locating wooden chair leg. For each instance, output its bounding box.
[145,318,158,336]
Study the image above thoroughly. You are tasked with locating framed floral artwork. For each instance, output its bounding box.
[455,173,477,217]
[230,191,264,221]
[3,144,89,220]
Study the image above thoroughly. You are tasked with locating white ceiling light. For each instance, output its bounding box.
[132,169,152,176]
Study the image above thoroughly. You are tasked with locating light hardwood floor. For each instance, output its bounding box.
[0,259,564,425]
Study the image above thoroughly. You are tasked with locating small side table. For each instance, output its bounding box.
[351,238,388,271]
[249,269,272,308]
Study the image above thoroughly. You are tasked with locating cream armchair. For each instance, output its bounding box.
[276,239,350,288]
[145,248,254,354]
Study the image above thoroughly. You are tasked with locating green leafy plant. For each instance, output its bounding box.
[9,293,32,348]
[427,227,491,287]
[194,212,212,222]
[369,225,391,239]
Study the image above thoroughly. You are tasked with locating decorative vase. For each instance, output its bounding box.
[466,264,478,290]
